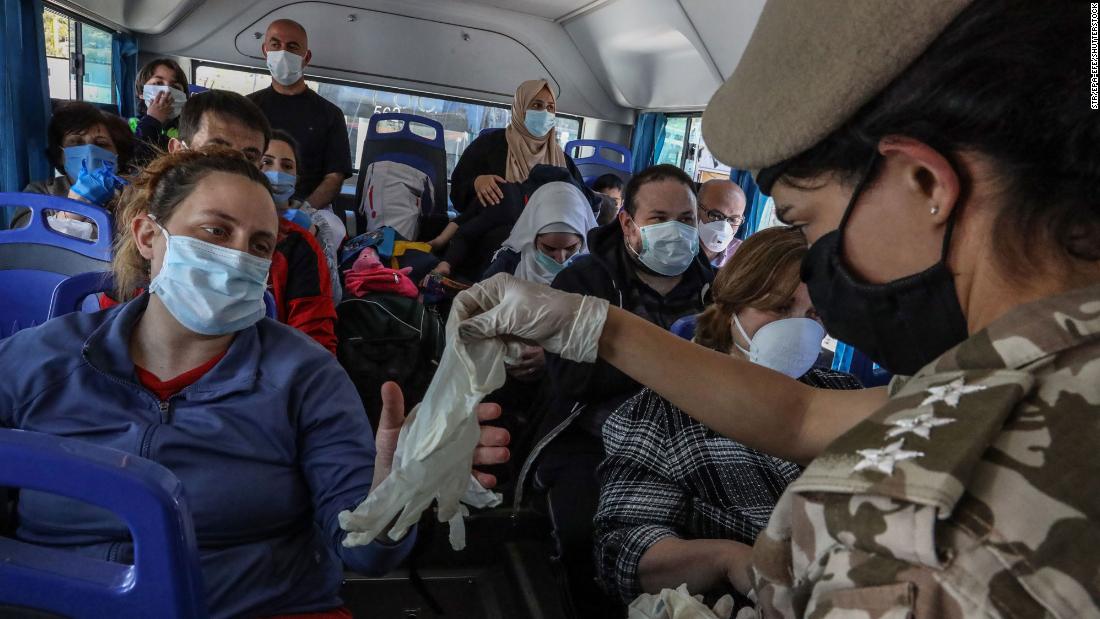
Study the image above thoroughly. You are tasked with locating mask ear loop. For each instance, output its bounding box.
[731,312,753,356]
[837,147,965,267]
[835,151,883,250]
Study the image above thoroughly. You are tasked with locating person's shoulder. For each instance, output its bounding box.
[254,317,335,364]
[0,307,111,376]
[246,86,273,102]
[551,253,612,295]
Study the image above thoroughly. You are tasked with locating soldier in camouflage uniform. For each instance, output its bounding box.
[752,285,1100,617]
[453,0,1100,615]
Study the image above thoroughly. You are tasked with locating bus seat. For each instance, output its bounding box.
[670,314,697,341]
[0,194,112,339]
[354,113,449,241]
[832,341,893,387]
[48,271,278,320]
[0,429,206,619]
[563,140,633,187]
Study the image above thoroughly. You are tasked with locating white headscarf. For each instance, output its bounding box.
[504,181,597,285]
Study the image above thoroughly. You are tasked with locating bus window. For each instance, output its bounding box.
[42,8,114,105]
[193,63,580,182]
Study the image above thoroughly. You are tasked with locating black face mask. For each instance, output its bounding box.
[800,155,970,376]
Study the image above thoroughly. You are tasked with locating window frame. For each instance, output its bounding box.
[42,2,116,105]
[190,60,584,175]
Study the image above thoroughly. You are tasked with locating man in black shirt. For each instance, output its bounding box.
[248,19,352,209]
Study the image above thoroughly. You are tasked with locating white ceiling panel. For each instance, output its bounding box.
[450,0,596,21]
[679,0,766,79]
[564,0,723,110]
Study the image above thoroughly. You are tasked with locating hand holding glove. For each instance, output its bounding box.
[455,273,610,364]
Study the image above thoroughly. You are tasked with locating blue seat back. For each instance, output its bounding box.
[0,429,207,618]
[0,193,112,338]
[48,271,278,320]
[564,140,633,186]
[354,113,448,237]
[670,314,697,341]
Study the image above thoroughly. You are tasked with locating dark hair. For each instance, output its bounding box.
[696,227,807,354]
[621,164,695,217]
[592,173,624,193]
[112,146,273,299]
[178,89,272,149]
[760,0,1099,276]
[135,58,189,98]
[47,101,135,173]
[102,113,136,174]
[268,129,300,163]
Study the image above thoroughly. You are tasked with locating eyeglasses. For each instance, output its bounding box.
[699,207,745,227]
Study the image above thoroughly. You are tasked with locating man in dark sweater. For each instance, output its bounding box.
[248,19,352,209]
[522,164,714,614]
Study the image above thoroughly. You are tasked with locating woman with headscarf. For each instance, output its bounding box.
[449,79,582,211]
[427,80,593,277]
[483,181,598,285]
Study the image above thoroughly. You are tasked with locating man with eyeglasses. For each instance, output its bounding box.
[696,179,747,267]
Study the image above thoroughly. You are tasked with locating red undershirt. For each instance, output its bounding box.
[135,351,226,402]
[133,355,353,619]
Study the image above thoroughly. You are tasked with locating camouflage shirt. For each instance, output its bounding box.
[749,283,1100,618]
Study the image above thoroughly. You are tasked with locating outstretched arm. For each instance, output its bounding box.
[457,275,887,465]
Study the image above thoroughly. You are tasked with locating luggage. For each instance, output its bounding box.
[335,293,444,431]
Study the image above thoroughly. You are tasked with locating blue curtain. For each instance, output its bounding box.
[112,32,139,119]
[630,112,667,173]
[729,169,770,239]
[0,0,52,228]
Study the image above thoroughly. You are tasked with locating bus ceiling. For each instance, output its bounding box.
[53,0,766,124]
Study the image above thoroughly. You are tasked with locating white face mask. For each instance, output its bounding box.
[141,85,187,119]
[266,50,304,86]
[47,214,97,241]
[698,220,735,253]
[733,314,825,378]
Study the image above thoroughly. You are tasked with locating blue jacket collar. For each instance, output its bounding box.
[82,293,261,401]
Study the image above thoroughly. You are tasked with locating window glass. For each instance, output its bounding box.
[655,116,688,168]
[81,23,113,104]
[689,122,731,183]
[194,64,582,180]
[43,9,76,100]
[41,8,114,104]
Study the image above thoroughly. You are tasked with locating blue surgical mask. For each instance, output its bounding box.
[524,110,556,138]
[264,170,297,203]
[627,219,699,277]
[63,144,117,183]
[532,250,575,282]
[148,220,271,336]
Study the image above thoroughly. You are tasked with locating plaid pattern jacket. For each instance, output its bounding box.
[593,368,862,603]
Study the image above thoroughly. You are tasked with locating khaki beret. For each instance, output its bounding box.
[702,0,973,171]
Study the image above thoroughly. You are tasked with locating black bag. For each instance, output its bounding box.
[336,293,445,431]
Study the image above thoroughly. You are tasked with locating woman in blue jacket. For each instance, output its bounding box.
[0,146,508,619]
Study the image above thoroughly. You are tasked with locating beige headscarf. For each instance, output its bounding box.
[504,79,568,182]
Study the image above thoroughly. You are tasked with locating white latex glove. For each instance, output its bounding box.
[339,292,509,550]
[628,584,735,619]
[456,273,610,364]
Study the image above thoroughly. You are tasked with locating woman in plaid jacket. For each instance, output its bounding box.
[592,227,862,606]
